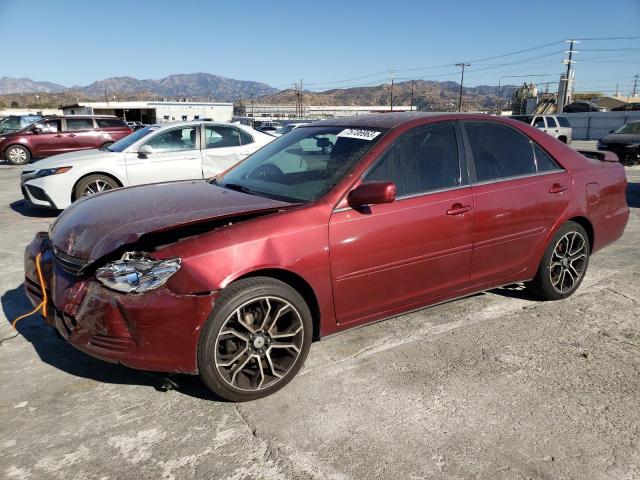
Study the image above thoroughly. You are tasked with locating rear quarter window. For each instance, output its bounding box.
[96,118,127,128]
[556,117,571,128]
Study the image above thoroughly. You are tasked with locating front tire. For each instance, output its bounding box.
[198,277,312,402]
[73,174,119,200]
[5,145,31,165]
[526,221,590,300]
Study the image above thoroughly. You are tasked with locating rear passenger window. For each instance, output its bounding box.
[365,123,461,197]
[556,117,571,127]
[66,118,94,131]
[533,145,561,172]
[96,118,126,128]
[533,117,545,128]
[465,123,536,182]
[546,117,557,128]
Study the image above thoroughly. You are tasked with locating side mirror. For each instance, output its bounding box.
[609,129,615,134]
[138,144,153,158]
[348,181,396,208]
[32,126,43,134]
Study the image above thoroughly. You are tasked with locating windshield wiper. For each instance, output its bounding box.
[222,183,259,196]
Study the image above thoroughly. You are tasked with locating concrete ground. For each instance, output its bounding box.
[1,152,639,479]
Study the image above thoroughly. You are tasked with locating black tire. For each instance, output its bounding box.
[73,174,120,200]
[557,136,567,144]
[526,221,590,300]
[198,277,312,402]
[5,145,31,165]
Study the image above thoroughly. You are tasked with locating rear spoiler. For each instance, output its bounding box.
[578,149,619,162]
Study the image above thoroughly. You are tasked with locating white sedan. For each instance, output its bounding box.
[20,121,275,209]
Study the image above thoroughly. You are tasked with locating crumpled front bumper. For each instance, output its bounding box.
[24,233,217,374]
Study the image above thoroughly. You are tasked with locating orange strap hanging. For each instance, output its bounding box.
[12,253,48,329]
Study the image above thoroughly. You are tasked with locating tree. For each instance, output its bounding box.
[10,101,19,108]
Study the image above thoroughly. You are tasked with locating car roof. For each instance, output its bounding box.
[309,112,494,129]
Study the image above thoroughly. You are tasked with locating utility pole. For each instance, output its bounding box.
[455,63,470,112]
[410,80,415,111]
[560,39,579,111]
[390,77,394,111]
[632,74,639,98]
[249,90,254,117]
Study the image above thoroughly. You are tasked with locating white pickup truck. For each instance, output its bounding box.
[511,115,573,144]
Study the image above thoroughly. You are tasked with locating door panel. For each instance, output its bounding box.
[470,172,571,285]
[201,125,253,177]
[330,188,474,325]
[125,126,202,185]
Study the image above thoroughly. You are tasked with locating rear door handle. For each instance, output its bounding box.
[185,156,200,160]
[549,183,567,194]
[68,134,76,137]
[55,134,63,138]
[446,203,472,215]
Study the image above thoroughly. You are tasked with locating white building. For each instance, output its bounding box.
[61,101,234,124]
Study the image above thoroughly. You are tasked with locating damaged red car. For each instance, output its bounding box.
[24,113,629,401]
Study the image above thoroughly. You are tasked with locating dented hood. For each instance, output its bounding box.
[50,180,292,261]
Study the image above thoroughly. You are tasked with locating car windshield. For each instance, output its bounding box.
[614,122,640,135]
[219,125,386,203]
[107,126,158,152]
[0,117,22,132]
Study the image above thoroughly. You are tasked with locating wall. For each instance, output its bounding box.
[565,111,640,140]
[152,104,233,122]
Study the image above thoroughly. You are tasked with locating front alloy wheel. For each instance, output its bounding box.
[5,145,31,165]
[198,277,312,401]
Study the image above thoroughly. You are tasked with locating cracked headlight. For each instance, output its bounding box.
[95,252,181,293]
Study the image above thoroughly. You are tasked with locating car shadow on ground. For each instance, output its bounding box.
[10,200,59,218]
[627,182,640,209]
[1,284,223,402]
[489,282,540,301]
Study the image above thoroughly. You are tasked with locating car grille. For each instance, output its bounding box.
[53,246,89,276]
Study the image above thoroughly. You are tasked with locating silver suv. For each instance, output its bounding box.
[511,115,572,144]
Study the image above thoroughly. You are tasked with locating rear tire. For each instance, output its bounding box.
[5,145,31,165]
[73,174,120,200]
[557,136,567,144]
[198,277,312,402]
[526,221,590,300]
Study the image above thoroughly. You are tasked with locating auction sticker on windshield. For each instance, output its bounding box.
[337,128,382,141]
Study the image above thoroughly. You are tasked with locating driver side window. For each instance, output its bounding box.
[144,127,196,152]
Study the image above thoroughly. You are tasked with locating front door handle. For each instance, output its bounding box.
[68,133,76,137]
[549,183,567,194]
[55,134,63,138]
[446,203,472,215]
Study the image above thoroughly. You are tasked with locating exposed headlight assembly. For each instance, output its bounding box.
[95,252,181,293]
[35,166,72,178]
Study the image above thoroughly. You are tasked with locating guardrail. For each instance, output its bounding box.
[564,111,640,140]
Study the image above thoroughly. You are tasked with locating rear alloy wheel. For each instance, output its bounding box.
[5,145,31,165]
[526,221,590,300]
[73,174,120,200]
[198,277,312,401]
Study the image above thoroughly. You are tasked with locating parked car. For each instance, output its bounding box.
[1,115,132,165]
[597,120,640,165]
[19,121,274,209]
[273,122,310,137]
[563,101,605,113]
[611,102,640,112]
[255,121,282,134]
[510,115,572,143]
[0,114,43,134]
[24,113,629,401]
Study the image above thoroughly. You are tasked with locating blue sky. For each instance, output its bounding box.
[0,0,638,95]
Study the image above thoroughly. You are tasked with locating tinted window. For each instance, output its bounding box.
[533,145,561,172]
[205,126,243,148]
[66,118,94,131]
[145,127,197,152]
[96,118,126,128]
[365,124,461,197]
[239,129,254,145]
[556,117,571,127]
[546,117,557,128]
[465,123,536,182]
[533,117,545,128]
[38,120,61,133]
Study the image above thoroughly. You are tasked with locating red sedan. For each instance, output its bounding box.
[24,113,629,401]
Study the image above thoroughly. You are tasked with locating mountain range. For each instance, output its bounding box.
[0,74,518,112]
[0,73,278,102]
